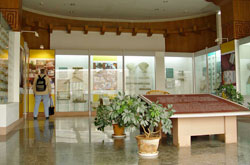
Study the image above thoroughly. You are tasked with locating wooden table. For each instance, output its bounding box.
[140,94,250,147]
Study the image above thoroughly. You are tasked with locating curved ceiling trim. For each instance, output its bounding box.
[23,7,217,23]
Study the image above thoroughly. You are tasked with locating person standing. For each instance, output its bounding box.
[33,68,51,120]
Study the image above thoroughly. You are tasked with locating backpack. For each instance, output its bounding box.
[36,75,47,92]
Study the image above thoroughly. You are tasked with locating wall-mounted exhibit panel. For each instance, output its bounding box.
[164,56,193,94]
[195,54,208,93]
[90,55,123,110]
[0,13,10,104]
[207,50,221,94]
[125,56,155,95]
[56,55,89,112]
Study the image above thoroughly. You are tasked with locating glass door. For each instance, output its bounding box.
[55,55,89,112]
[195,54,208,93]
[90,55,123,110]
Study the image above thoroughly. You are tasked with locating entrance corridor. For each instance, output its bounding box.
[1,117,250,165]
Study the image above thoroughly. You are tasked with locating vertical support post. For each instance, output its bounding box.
[192,53,196,94]
[155,52,165,90]
[8,32,20,102]
[234,40,241,92]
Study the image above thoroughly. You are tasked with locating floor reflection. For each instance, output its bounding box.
[0,117,250,164]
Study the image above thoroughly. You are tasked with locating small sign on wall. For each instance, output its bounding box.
[166,68,174,78]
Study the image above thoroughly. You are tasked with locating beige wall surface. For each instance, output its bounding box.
[50,31,165,51]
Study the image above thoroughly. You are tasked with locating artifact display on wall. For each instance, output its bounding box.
[165,57,193,94]
[125,56,155,95]
[221,52,236,85]
[91,56,122,110]
[28,59,55,92]
[208,51,221,94]
[93,62,117,90]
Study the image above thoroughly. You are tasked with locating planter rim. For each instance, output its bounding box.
[135,135,161,140]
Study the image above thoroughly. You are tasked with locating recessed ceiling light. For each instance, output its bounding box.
[154,8,159,11]
[163,0,168,3]
[70,3,76,6]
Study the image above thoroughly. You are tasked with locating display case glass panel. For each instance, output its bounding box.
[208,50,221,94]
[195,54,208,93]
[164,57,193,94]
[91,55,123,110]
[239,43,250,96]
[56,55,89,112]
[0,14,10,104]
[125,56,155,95]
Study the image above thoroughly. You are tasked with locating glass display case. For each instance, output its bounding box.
[164,57,193,94]
[239,41,250,96]
[56,55,89,112]
[91,55,123,110]
[124,56,155,95]
[207,50,221,94]
[0,13,10,104]
[195,54,208,93]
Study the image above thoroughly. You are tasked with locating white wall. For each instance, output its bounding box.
[0,103,19,127]
[0,32,20,129]
[51,31,165,51]
[8,32,20,102]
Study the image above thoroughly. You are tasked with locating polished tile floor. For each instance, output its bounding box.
[1,117,250,165]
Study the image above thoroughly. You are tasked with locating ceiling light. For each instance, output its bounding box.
[35,32,39,37]
[163,0,168,3]
[40,45,44,49]
[69,3,76,6]
[218,11,221,15]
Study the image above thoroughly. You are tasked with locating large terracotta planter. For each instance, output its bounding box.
[136,135,161,157]
[113,124,125,136]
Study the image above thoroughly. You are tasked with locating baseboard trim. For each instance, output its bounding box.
[0,118,24,136]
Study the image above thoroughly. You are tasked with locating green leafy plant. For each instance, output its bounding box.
[94,92,175,138]
[94,104,112,131]
[122,99,175,138]
[94,92,139,131]
[248,102,250,110]
[215,84,244,105]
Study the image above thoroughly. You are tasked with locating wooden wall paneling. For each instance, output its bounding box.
[22,10,217,51]
[0,0,22,31]
[0,0,21,9]
[212,0,250,40]
[165,29,217,52]
[0,9,20,30]
[22,29,50,49]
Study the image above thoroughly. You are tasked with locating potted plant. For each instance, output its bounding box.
[94,92,138,137]
[215,84,244,104]
[121,97,175,157]
[94,93,175,156]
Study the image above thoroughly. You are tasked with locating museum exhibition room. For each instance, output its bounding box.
[1,0,250,164]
